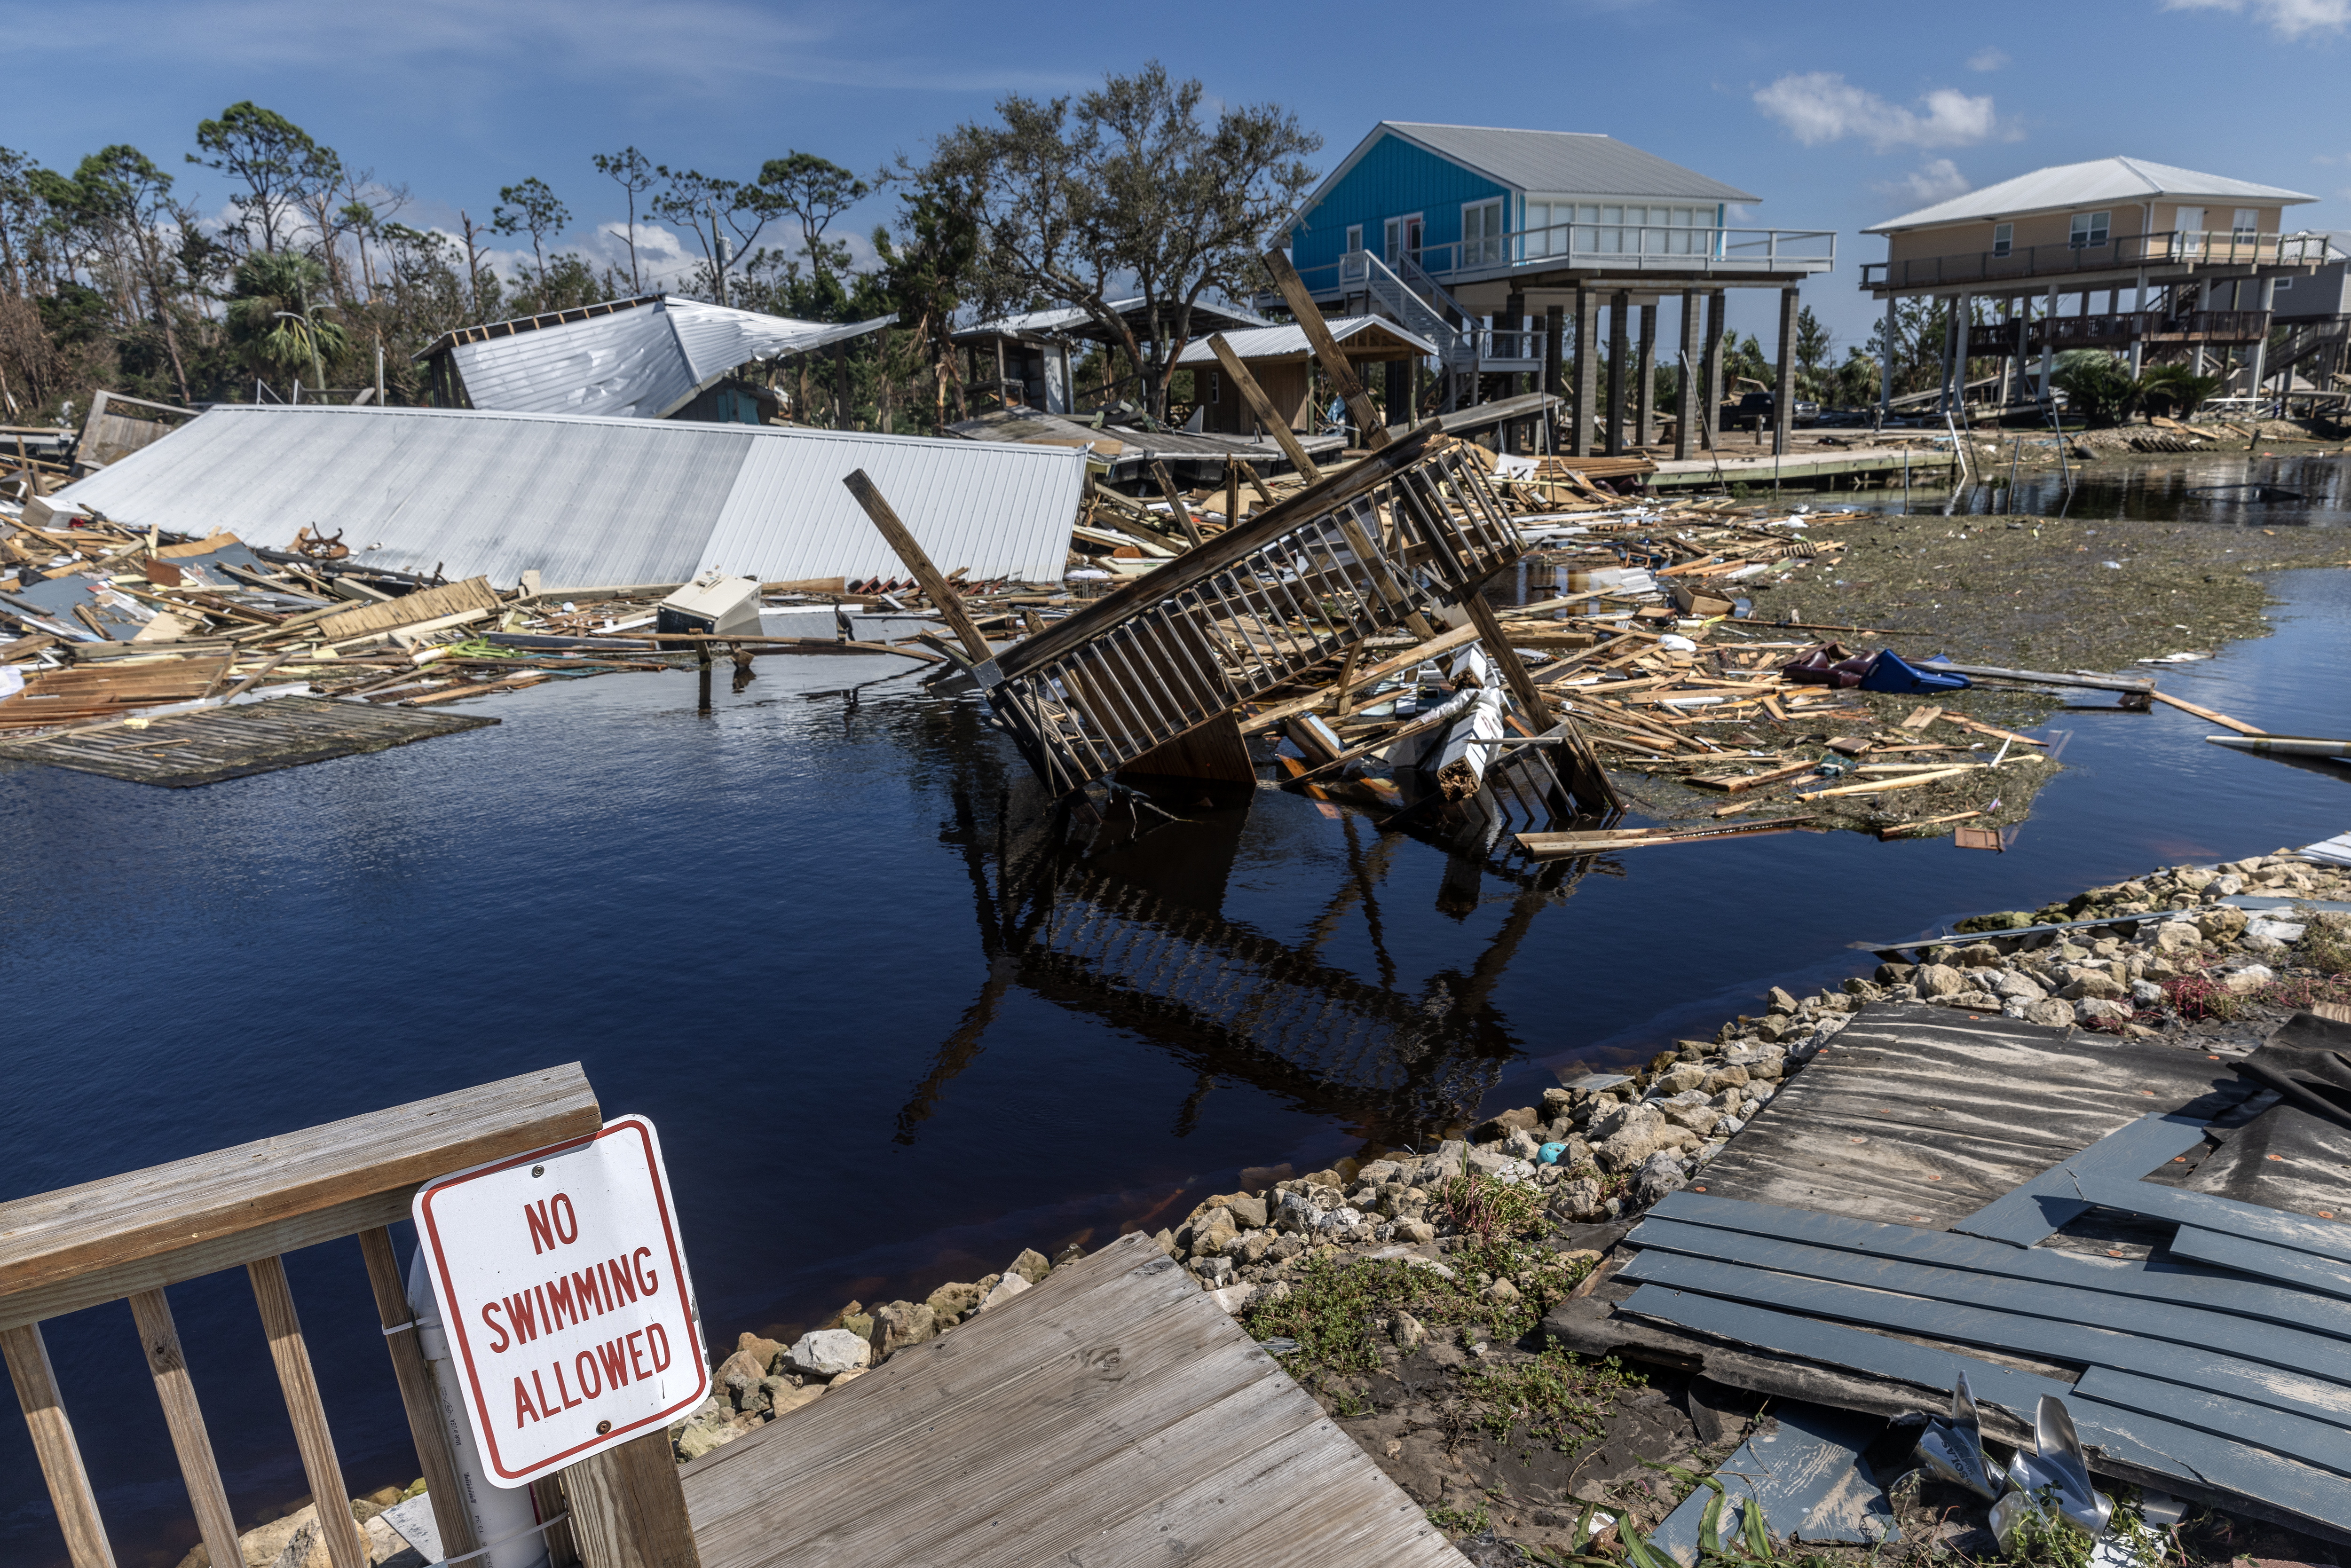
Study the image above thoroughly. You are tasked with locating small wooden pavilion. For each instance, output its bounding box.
[1174,316,1435,436]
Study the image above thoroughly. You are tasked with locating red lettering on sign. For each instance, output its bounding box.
[535,1284,552,1333]
[649,1323,672,1373]
[575,1351,602,1400]
[545,1275,577,1331]
[628,1330,650,1382]
[482,1300,510,1354]
[525,1200,557,1255]
[552,1360,583,1410]
[514,1377,541,1426]
[505,1291,540,1345]
[530,1369,554,1416]
[552,1192,579,1245]
[596,1337,633,1391]
[571,1265,607,1317]
[604,1257,639,1307]
[633,1245,660,1297]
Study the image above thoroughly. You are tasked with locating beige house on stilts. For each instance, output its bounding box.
[1862,158,2329,410]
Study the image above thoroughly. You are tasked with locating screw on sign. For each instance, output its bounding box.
[413,1115,709,1485]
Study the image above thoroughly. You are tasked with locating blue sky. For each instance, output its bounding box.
[7,0,2348,358]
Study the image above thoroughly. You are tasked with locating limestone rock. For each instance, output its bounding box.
[1208,1191,1270,1230]
[2222,964,2276,993]
[1476,1106,1543,1142]
[1392,1309,1428,1350]
[1703,1064,1750,1093]
[2060,972,2128,1001]
[1482,1277,1522,1305]
[1008,1248,1052,1284]
[1635,1151,1690,1207]
[2021,998,2076,1028]
[1660,1103,1720,1137]
[870,1300,936,1359]
[1991,969,2047,1001]
[1765,986,1799,1014]
[978,1272,1032,1312]
[769,1380,825,1419]
[2197,906,2248,940]
[717,1346,771,1410]
[2129,979,2168,1007]
[2075,997,2132,1022]
[1913,963,1967,999]
[788,1328,873,1379]
[1552,1176,1605,1221]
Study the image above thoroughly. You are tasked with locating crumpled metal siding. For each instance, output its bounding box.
[450,298,894,420]
[48,406,1083,589]
[700,426,1085,585]
[451,306,697,418]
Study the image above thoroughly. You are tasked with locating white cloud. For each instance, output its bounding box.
[2161,0,2350,37]
[1753,72,2007,151]
[1879,158,1972,205]
[1966,47,2011,70]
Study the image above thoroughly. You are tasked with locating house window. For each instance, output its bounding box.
[1992,223,2012,258]
[1574,204,1600,252]
[2232,208,2260,243]
[1208,369,1222,405]
[1463,199,1504,266]
[1525,202,1553,258]
[2069,211,2110,249]
[1345,224,1362,255]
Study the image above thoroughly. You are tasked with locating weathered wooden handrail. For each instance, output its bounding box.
[0,1064,605,1568]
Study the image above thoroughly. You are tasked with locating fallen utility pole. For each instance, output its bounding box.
[842,469,994,664]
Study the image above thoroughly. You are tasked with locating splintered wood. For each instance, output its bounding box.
[0,696,500,787]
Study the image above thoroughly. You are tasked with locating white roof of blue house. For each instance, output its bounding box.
[1302,122,1758,215]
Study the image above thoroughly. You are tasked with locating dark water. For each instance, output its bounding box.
[5,512,2350,1568]
[1879,446,2351,524]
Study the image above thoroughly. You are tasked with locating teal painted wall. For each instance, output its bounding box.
[1290,132,1510,286]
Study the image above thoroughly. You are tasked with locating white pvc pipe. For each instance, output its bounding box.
[406,1249,549,1568]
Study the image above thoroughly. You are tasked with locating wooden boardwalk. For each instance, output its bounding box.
[680,1233,1467,1568]
[0,694,498,786]
[1649,445,1959,491]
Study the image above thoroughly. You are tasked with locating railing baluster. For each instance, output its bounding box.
[127,1290,241,1568]
[246,1256,370,1568]
[357,1227,481,1563]
[1,1323,117,1568]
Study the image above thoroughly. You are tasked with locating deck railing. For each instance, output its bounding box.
[0,1065,676,1568]
[1964,309,2274,356]
[1862,230,2334,290]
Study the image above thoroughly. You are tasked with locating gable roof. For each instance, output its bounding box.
[420,296,892,420]
[1867,157,2317,233]
[1291,122,1757,233]
[1173,317,1436,365]
[955,296,1268,344]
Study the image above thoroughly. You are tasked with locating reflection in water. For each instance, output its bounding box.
[897,787,1587,1146]
[1878,450,2351,528]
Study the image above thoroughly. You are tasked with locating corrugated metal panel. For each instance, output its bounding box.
[1867,157,2318,234]
[700,426,1086,584]
[449,298,893,419]
[47,405,1082,589]
[452,304,697,418]
[1172,316,1435,364]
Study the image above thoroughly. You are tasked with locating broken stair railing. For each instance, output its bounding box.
[978,425,1523,795]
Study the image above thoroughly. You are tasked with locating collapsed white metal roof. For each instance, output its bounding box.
[1867,158,2318,234]
[45,405,1086,587]
[435,296,892,419]
[1173,316,1436,364]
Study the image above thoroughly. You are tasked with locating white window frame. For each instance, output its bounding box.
[2069,211,2110,249]
[1383,213,1424,267]
[1461,198,1504,267]
[1992,223,2012,258]
[1345,224,1362,255]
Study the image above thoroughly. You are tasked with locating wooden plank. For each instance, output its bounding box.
[0,1064,600,1318]
[563,1431,701,1568]
[1238,623,1481,734]
[1624,1219,2351,1390]
[1149,460,1205,549]
[1207,336,1322,481]
[1690,1002,2250,1229]
[1263,250,1389,451]
[0,1323,117,1568]
[316,576,500,640]
[359,1228,480,1564]
[2151,688,2264,735]
[1617,1251,2351,1433]
[1648,1192,2351,1339]
[1952,1114,2214,1245]
[841,470,994,663]
[1614,1286,2351,1543]
[2069,1174,2351,1264]
[127,1290,241,1568]
[248,1255,370,1568]
[2173,1228,2351,1303]
[680,1234,1458,1568]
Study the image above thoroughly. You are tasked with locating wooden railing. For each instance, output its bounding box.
[1964,309,2274,356]
[0,1064,702,1568]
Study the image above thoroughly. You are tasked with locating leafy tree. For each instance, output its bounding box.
[759,152,869,284]
[918,61,1319,418]
[592,147,657,292]
[493,176,570,287]
[876,160,980,428]
[189,102,339,254]
[2137,362,2221,418]
[652,167,786,307]
[1793,304,1831,376]
[44,146,195,402]
[225,251,347,386]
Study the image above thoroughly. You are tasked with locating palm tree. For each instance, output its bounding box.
[225,251,347,390]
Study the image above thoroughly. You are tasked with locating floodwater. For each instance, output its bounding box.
[1876,443,2351,525]
[5,473,2350,1567]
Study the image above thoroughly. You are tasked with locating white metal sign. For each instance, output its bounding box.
[412,1115,708,1486]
